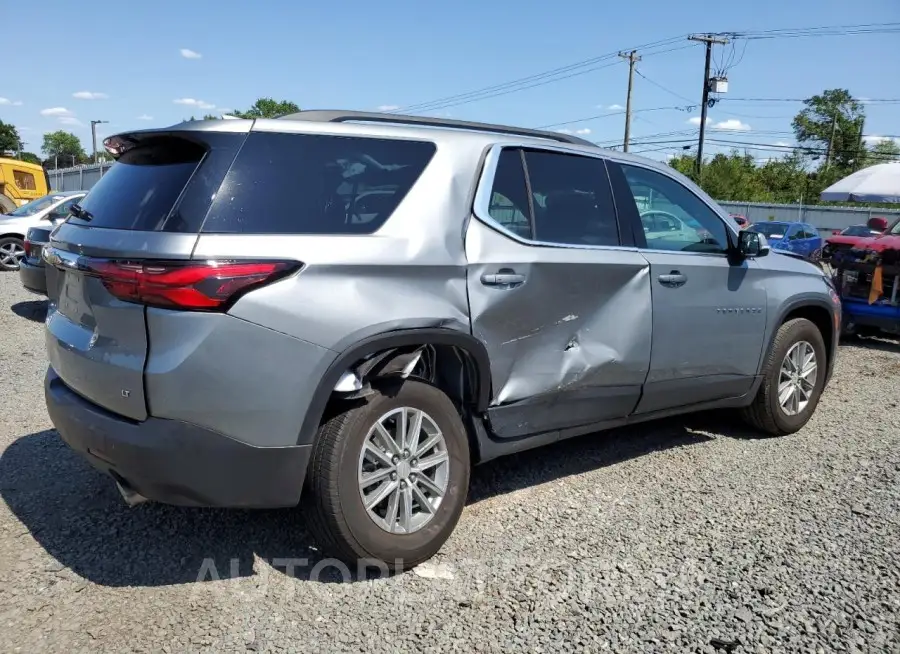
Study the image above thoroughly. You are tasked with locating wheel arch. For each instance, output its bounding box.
[764,297,837,379]
[297,328,492,446]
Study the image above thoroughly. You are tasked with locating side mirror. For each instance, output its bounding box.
[739,230,769,258]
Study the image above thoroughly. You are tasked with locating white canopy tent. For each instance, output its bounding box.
[820,162,900,203]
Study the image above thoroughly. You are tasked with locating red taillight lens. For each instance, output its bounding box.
[23,240,32,258]
[87,260,299,310]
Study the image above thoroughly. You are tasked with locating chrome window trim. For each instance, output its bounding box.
[471,143,638,253]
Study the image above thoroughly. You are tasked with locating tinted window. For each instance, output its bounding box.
[749,222,789,238]
[524,150,619,246]
[6,194,64,216]
[67,138,205,230]
[619,165,729,253]
[488,149,532,239]
[201,132,436,234]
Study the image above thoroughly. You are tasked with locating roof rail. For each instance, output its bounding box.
[277,110,595,147]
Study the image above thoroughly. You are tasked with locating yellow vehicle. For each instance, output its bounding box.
[0,157,50,214]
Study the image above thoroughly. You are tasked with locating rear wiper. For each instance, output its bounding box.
[69,203,94,222]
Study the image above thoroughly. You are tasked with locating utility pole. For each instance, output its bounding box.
[90,120,108,163]
[618,50,641,153]
[824,112,837,170]
[855,115,865,170]
[688,34,728,178]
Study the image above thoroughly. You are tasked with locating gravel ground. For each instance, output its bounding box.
[1,271,899,654]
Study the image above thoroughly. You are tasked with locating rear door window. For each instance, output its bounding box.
[523,150,619,247]
[487,149,533,239]
[200,132,437,234]
[66,137,206,230]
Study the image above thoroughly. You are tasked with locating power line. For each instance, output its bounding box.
[393,22,900,116]
[534,105,691,130]
[395,35,693,114]
[633,68,695,103]
[724,97,900,103]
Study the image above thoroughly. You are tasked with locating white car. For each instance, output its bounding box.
[0,191,86,271]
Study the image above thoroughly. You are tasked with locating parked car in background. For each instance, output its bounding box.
[823,219,888,261]
[748,221,823,262]
[729,213,750,229]
[42,111,840,569]
[18,224,55,295]
[0,190,86,271]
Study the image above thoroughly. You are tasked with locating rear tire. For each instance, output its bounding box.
[741,318,827,435]
[305,379,470,570]
[0,236,25,272]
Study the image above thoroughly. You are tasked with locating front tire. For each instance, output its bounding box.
[0,236,26,271]
[741,318,827,435]
[305,379,470,569]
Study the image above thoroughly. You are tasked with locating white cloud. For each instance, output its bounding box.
[180,48,202,59]
[774,140,791,147]
[712,119,751,132]
[136,114,154,121]
[0,97,22,106]
[72,91,108,100]
[40,107,73,116]
[688,116,710,126]
[376,105,400,112]
[173,98,216,109]
[557,128,591,135]
[863,135,900,146]
[575,128,591,135]
[58,116,83,126]
[607,104,624,111]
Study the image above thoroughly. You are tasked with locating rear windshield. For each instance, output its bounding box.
[749,222,789,237]
[200,132,436,234]
[66,138,205,230]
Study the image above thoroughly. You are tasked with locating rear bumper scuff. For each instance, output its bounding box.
[45,368,310,508]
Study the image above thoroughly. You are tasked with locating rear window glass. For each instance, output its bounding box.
[200,132,436,234]
[66,138,205,230]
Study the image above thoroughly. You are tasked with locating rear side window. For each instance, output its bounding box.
[524,150,619,247]
[66,138,205,230]
[488,149,533,239]
[201,132,436,234]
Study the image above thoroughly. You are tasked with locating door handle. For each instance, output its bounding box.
[658,271,687,288]
[481,269,526,288]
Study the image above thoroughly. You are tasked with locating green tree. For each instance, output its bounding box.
[698,151,768,202]
[231,98,300,119]
[865,139,900,166]
[792,89,865,170]
[667,154,696,180]
[18,152,42,165]
[41,130,88,168]
[0,120,21,155]
[756,152,808,204]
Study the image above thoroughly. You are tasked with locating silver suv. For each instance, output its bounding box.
[42,111,840,568]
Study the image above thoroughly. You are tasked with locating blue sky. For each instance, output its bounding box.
[3,0,898,162]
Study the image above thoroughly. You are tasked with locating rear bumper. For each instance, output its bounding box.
[45,368,311,508]
[18,259,47,295]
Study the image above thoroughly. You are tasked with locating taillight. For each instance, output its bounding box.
[23,240,33,258]
[86,259,299,310]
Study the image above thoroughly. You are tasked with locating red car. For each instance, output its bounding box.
[823,217,888,259]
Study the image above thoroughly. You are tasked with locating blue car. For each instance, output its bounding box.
[749,221,823,261]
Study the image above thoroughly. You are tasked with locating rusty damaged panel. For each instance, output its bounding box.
[464,218,652,407]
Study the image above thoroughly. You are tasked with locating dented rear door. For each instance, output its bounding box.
[465,146,652,438]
